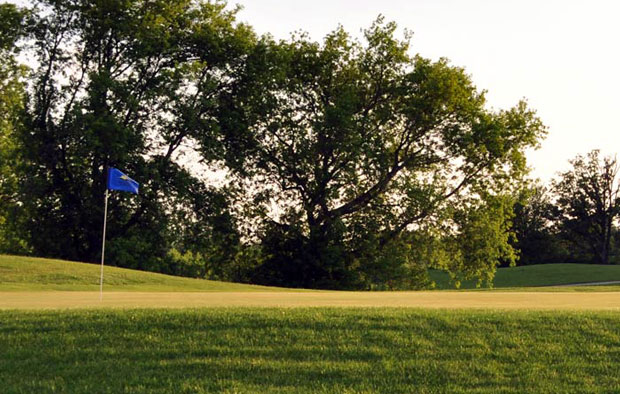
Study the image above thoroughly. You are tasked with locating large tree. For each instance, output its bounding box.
[0,4,30,254]
[510,181,570,265]
[16,0,250,270]
[214,19,546,288]
[553,150,620,264]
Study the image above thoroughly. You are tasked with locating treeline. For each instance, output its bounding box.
[0,0,615,290]
[513,150,620,266]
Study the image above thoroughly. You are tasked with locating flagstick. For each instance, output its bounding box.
[100,188,109,301]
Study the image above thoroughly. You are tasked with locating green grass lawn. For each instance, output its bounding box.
[0,255,289,292]
[3,256,620,392]
[3,254,620,292]
[430,263,620,289]
[1,308,619,393]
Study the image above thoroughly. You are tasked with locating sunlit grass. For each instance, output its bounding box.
[0,255,290,292]
[4,255,620,293]
[2,308,619,393]
[431,263,620,289]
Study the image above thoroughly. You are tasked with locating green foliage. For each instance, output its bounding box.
[106,230,167,272]
[0,4,30,254]
[0,4,26,50]
[3,2,549,288]
[361,237,434,290]
[2,309,620,392]
[15,0,250,269]
[164,248,208,278]
[215,17,546,289]
[407,194,519,288]
[167,185,243,280]
[552,150,620,264]
[511,181,571,264]
[450,194,519,287]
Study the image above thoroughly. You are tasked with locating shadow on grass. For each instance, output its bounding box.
[1,309,620,393]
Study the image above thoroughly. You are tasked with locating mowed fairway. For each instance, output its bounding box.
[3,255,620,392]
[4,290,620,310]
[3,255,620,310]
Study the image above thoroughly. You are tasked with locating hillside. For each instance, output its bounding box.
[0,255,290,292]
[431,263,620,289]
[3,255,620,292]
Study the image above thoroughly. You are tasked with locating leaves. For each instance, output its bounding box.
[2,3,549,288]
[0,4,30,254]
[552,150,620,264]
[213,17,545,288]
[13,0,250,269]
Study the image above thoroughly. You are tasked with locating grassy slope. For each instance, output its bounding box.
[1,308,619,393]
[0,255,291,292]
[431,263,620,289]
[3,254,620,292]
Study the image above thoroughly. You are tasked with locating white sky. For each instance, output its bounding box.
[233,0,620,182]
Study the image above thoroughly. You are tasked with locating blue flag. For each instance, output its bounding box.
[107,168,139,194]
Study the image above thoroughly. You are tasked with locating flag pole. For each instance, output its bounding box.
[100,188,109,301]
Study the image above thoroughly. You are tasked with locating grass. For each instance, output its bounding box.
[0,255,290,292]
[3,256,620,392]
[4,290,620,310]
[430,263,620,289]
[4,254,620,293]
[1,308,620,393]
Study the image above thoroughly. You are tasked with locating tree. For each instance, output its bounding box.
[403,192,519,289]
[553,150,620,264]
[16,0,251,271]
[213,19,546,289]
[0,4,30,254]
[510,181,570,265]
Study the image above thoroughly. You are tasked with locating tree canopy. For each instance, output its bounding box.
[0,3,29,254]
[510,181,570,265]
[212,19,546,288]
[0,1,555,289]
[14,0,252,271]
[553,150,620,264]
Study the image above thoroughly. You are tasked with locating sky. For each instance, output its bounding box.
[233,0,620,182]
